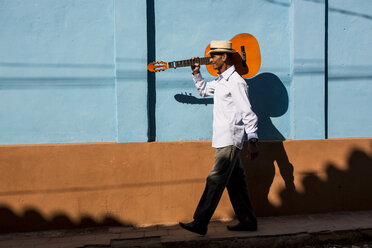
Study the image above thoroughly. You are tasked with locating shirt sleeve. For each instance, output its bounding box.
[192,73,215,97]
[230,79,258,139]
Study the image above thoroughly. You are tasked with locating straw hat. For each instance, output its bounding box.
[208,40,237,54]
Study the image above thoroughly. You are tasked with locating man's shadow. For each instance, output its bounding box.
[240,73,296,216]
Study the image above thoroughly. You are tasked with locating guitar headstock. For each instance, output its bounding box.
[147,61,168,72]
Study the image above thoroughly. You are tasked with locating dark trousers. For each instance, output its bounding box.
[193,145,257,226]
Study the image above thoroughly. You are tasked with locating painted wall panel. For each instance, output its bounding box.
[329,0,372,138]
[115,0,148,142]
[291,0,325,140]
[328,0,372,138]
[0,0,116,144]
[154,0,292,141]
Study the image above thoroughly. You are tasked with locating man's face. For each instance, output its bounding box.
[209,53,225,70]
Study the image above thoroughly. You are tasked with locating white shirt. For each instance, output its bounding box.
[193,65,258,150]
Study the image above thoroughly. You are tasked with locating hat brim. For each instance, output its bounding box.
[208,48,237,55]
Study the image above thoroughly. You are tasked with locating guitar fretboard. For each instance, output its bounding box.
[168,57,212,69]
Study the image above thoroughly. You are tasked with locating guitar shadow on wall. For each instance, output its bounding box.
[174,92,213,106]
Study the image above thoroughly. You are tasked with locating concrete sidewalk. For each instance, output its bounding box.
[0,210,371,248]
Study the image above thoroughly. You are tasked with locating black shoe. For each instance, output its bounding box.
[179,221,207,235]
[227,222,257,232]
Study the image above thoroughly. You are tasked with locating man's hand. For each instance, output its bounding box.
[191,57,200,75]
[248,141,259,160]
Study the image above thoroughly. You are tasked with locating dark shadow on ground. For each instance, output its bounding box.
[0,206,127,233]
[0,206,128,233]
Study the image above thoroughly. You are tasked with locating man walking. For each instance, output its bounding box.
[179,40,259,235]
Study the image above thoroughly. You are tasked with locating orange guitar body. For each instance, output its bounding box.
[205,33,261,78]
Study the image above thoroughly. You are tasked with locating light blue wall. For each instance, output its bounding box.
[328,0,372,138]
[0,0,371,145]
[0,0,117,144]
[115,0,148,142]
[291,0,325,140]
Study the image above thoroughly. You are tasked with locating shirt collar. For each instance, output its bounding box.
[218,65,235,81]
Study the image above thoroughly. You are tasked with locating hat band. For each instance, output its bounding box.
[210,47,233,51]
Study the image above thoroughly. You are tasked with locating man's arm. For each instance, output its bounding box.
[191,57,215,97]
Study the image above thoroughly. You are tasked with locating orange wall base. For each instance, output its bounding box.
[0,138,371,232]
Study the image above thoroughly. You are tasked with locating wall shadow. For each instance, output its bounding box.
[240,73,372,217]
[240,139,297,217]
[241,72,295,216]
[246,73,288,140]
[241,72,372,217]
[241,140,296,216]
[276,145,372,215]
[242,142,372,217]
[0,205,128,233]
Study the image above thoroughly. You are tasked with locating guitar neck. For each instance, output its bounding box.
[168,57,211,69]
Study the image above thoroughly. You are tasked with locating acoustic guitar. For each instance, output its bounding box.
[147,33,261,78]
